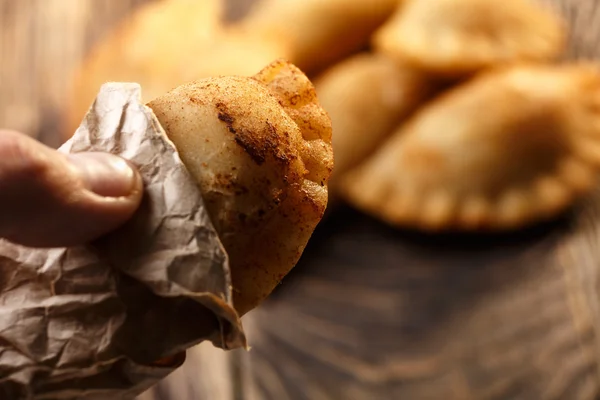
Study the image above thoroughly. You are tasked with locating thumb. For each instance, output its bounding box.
[0,130,143,248]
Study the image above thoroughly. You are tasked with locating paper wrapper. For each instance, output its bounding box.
[0,83,246,399]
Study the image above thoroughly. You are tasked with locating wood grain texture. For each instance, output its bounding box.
[539,0,600,60]
[148,203,600,399]
[243,205,600,399]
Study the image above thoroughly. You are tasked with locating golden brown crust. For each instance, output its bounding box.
[373,0,567,77]
[236,0,399,75]
[313,53,437,192]
[148,60,333,315]
[253,59,334,185]
[65,0,224,138]
[340,63,600,231]
[64,0,291,140]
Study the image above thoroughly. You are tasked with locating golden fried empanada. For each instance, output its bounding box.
[179,29,291,79]
[373,0,566,76]
[65,0,290,139]
[314,53,434,191]
[148,60,333,315]
[237,0,399,74]
[66,0,223,137]
[340,64,600,231]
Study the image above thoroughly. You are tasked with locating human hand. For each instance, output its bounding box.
[0,130,143,248]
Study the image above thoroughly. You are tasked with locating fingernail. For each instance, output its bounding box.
[68,152,140,197]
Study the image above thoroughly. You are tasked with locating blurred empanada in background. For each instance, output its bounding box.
[148,60,333,315]
[340,64,600,231]
[65,0,290,138]
[314,53,434,192]
[237,0,400,75]
[373,0,567,77]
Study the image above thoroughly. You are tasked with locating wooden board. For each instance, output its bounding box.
[145,201,600,399]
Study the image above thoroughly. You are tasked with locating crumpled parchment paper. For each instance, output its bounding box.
[0,83,246,399]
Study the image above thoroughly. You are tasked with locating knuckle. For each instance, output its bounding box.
[0,131,51,183]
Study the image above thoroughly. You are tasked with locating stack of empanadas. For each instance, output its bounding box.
[67,0,600,231]
[331,0,600,232]
[316,0,600,232]
[65,0,397,136]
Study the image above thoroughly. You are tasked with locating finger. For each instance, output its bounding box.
[0,130,144,248]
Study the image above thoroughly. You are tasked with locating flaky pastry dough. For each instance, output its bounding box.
[373,0,566,76]
[340,64,600,231]
[237,0,399,74]
[148,60,333,314]
[66,0,290,138]
[314,53,434,191]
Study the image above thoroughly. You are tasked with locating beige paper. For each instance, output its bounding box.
[0,83,246,399]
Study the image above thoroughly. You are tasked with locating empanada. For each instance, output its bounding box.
[237,0,399,75]
[314,53,435,191]
[65,0,290,139]
[373,0,566,76]
[340,64,600,231]
[148,59,333,315]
